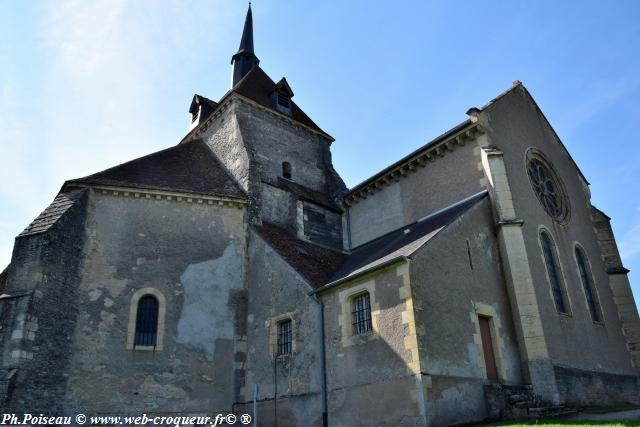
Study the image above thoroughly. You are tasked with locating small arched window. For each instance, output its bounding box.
[135,295,159,347]
[540,231,569,314]
[575,247,601,322]
[282,162,292,180]
[351,292,372,335]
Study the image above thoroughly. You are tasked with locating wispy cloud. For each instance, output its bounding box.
[0,0,238,269]
[559,76,640,135]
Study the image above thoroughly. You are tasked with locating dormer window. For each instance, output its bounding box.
[272,77,294,116]
[282,162,292,180]
[277,92,291,109]
[191,106,200,123]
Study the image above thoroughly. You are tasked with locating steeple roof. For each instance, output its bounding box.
[235,4,255,56]
[231,4,260,86]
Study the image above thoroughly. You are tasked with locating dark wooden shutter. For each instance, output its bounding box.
[479,316,498,380]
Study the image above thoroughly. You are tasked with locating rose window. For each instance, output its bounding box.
[526,151,569,223]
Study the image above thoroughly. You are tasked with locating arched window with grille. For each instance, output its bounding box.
[575,246,602,322]
[540,231,570,314]
[135,295,159,347]
[127,288,166,351]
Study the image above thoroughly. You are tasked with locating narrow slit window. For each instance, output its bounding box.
[134,295,159,347]
[277,319,292,356]
[540,231,569,314]
[282,162,292,180]
[352,292,372,335]
[575,248,601,322]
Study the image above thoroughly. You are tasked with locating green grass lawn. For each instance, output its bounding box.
[482,420,640,427]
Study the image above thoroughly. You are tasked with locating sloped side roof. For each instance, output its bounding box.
[253,222,347,289]
[256,191,488,292]
[18,189,87,238]
[323,191,489,288]
[68,139,245,199]
[232,67,328,136]
[182,66,332,144]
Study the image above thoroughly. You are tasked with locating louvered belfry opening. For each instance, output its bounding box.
[135,295,159,347]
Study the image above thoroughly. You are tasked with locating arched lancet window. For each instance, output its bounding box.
[135,295,159,347]
[282,162,292,180]
[540,231,569,314]
[575,247,601,322]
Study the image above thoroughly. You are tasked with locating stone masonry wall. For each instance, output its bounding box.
[61,189,247,415]
[0,190,89,413]
[410,198,522,426]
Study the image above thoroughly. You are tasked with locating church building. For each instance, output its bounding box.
[0,5,638,426]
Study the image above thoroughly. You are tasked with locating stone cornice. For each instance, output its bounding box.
[65,184,247,209]
[344,124,485,206]
[182,93,334,145]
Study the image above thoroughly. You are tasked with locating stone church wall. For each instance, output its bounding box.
[0,191,88,413]
[482,86,639,380]
[234,101,335,194]
[410,197,522,426]
[60,189,247,414]
[241,231,323,426]
[347,139,485,248]
[320,263,427,426]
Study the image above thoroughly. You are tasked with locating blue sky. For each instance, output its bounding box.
[1,0,639,307]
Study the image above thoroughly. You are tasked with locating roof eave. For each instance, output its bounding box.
[310,256,409,295]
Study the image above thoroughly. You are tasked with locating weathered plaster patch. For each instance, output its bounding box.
[88,289,102,302]
[176,244,240,361]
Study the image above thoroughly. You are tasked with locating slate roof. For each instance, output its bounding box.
[189,94,218,115]
[18,189,87,238]
[320,190,489,290]
[232,67,329,136]
[67,139,246,199]
[182,66,332,143]
[256,191,487,291]
[253,222,347,289]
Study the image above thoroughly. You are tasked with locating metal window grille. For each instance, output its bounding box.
[541,232,568,313]
[576,249,601,322]
[277,320,292,356]
[352,293,372,335]
[134,295,159,347]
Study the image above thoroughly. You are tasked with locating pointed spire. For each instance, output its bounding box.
[237,3,254,54]
[231,3,260,87]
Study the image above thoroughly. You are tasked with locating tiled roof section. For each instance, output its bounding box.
[254,222,347,289]
[18,189,87,238]
[326,191,488,287]
[231,67,330,138]
[68,139,246,199]
[265,178,342,212]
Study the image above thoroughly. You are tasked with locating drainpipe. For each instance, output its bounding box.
[311,294,328,427]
